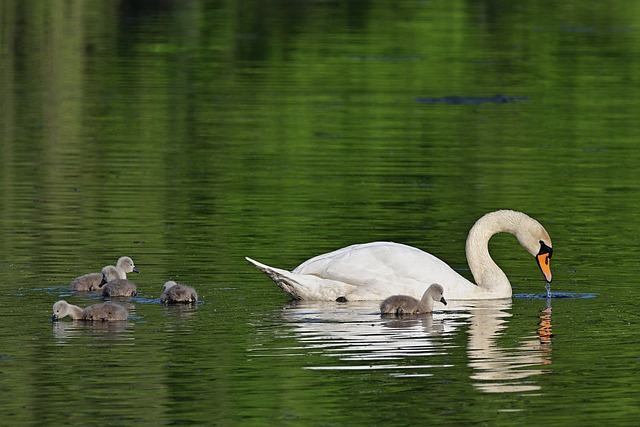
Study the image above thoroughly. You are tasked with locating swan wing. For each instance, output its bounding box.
[245,257,356,300]
[247,242,478,301]
[287,242,474,300]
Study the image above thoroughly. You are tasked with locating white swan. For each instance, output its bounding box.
[245,210,553,301]
[380,283,447,315]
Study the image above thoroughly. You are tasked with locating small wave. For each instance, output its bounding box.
[514,292,598,299]
[416,94,530,105]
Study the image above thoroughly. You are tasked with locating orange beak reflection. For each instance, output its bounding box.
[537,252,552,283]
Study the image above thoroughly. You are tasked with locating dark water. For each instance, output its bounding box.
[2,1,640,425]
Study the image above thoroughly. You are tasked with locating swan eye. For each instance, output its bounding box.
[538,240,553,259]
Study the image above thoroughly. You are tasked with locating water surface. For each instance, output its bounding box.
[2,1,640,425]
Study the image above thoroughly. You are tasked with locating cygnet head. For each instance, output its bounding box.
[162,280,178,293]
[117,256,139,274]
[100,265,121,286]
[52,300,71,321]
[426,284,447,306]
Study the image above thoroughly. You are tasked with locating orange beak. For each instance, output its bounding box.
[537,252,552,283]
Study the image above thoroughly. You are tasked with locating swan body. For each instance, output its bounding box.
[160,281,198,304]
[380,283,447,315]
[99,265,137,297]
[246,210,553,301]
[52,300,128,321]
[70,256,140,292]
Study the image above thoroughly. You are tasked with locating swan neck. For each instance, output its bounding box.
[465,211,516,293]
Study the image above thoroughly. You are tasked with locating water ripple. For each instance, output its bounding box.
[253,300,554,393]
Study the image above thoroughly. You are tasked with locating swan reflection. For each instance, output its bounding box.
[269,300,457,374]
[52,319,134,342]
[52,300,136,342]
[268,298,552,392]
[466,299,553,393]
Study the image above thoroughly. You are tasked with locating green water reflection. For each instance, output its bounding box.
[2,0,640,425]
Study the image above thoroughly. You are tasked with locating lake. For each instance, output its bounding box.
[2,1,640,425]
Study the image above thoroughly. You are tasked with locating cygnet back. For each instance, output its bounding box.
[99,266,137,297]
[160,280,198,304]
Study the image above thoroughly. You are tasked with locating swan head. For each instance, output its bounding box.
[535,240,553,283]
[467,210,554,288]
[514,217,553,283]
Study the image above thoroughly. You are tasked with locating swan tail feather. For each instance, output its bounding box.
[245,257,303,299]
